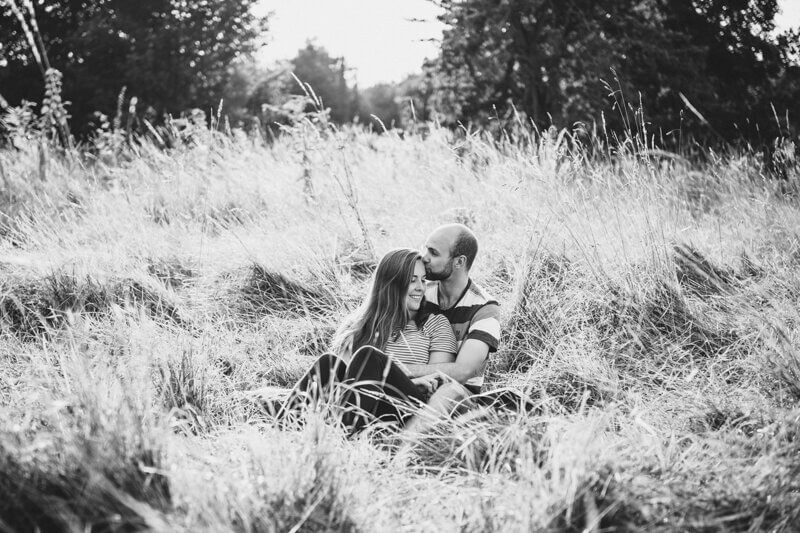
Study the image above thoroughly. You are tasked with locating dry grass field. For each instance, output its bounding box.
[1,119,800,531]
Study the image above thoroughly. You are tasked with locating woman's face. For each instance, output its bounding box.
[406,259,426,315]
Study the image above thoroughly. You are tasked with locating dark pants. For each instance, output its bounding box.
[279,347,427,432]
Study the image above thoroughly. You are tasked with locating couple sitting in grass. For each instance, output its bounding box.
[279,223,521,433]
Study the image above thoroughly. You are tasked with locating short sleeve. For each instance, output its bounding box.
[466,303,501,353]
[425,314,458,355]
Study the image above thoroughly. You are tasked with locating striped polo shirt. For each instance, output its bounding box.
[385,314,458,368]
[423,280,501,390]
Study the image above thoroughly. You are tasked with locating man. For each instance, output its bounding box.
[403,223,503,422]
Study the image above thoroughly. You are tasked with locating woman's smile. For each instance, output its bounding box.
[406,260,427,314]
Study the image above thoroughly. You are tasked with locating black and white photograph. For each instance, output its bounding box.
[1,0,800,531]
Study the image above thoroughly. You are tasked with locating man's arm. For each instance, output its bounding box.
[428,350,456,364]
[405,339,490,383]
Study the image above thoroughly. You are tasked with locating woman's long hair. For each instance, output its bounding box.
[332,248,427,359]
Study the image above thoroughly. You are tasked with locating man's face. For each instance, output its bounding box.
[422,230,455,281]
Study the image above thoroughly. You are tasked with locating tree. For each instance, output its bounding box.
[428,0,644,126]
[358,83,401,129]
[289,42,358,124]
[428,0,800,143]
[0,0,268,134]
[653,0,800,141]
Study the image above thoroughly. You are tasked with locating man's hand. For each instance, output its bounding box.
[411,372,449,394]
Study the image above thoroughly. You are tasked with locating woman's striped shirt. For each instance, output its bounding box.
[385,314,458,368]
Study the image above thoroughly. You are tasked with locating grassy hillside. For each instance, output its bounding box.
[1,121,799,531]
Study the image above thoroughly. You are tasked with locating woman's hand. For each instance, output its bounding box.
[412,372,448,394]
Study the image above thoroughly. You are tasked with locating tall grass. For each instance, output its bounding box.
[1,110,799,531]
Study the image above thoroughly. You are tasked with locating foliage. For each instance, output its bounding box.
[4,0,797,148]
[288,42,359,124]
[0,0,268,134]
[428,0,800,144]
[358,83,402,130]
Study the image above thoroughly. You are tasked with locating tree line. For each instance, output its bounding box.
[1,0,799,145]
[426,0,800,145]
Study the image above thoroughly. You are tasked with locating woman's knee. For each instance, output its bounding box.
[347,346,390,380]
[313,352,343,370]
[309,353,346,381]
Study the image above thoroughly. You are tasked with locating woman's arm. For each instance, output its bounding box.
[426,314,458,363]
[404,338,490,383]
[407,315,459,387]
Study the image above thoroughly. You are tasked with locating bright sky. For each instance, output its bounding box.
[777,0,800,32]
[256,0,443,86]
[257,0,800,88]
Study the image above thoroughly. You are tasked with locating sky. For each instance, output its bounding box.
[256,0,443,87]
[257,0,800,88]
[776,0,800,32]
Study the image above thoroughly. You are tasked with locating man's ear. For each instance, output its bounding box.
[454,255,467,270]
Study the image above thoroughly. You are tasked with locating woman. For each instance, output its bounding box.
[279,248,457,432]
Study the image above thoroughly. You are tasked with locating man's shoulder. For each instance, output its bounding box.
[443,280,500,328]
[461,280,499,308]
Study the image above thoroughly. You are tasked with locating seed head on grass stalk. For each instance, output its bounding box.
[6,0,73,150]
[331,151,376,263]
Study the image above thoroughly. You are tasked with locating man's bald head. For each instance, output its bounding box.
[429,223,479,271]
